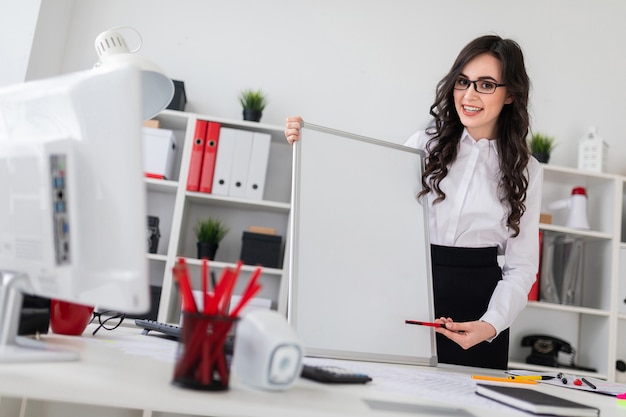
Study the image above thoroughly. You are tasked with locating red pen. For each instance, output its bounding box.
[201,259,211,314]
[404,320,446,329]
[173,258,198,313]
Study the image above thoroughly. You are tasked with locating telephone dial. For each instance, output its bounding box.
[521,334,596,372]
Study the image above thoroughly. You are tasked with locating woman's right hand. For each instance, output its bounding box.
[284,116,303,145]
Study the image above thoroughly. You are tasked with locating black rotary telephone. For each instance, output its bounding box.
[521,334,574,368]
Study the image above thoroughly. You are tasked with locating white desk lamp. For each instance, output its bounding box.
[94,27,174,120]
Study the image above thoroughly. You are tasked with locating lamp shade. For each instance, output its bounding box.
[95,28,174,120]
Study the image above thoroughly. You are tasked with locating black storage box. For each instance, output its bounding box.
[166,80,187,111]
[240,232,283,268]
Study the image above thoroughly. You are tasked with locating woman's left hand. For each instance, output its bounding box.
[434,317,497,350]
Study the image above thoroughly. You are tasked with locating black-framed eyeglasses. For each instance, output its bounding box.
[89,310,126,335]
[454,77,506,94]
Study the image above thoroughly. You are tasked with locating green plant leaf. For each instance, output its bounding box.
[193,217,229,244]
[528,133,556,154]
[238,88,267,112]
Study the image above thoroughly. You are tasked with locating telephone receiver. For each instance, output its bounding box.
[521,334,573,368]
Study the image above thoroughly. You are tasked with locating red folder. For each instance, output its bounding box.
[199,122,221,193]
[528,230,542,301]
[186,120,208,191]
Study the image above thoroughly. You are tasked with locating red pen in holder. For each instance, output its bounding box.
[171,258,261,391]
[173,312,239,391]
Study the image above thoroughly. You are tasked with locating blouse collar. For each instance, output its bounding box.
[461,128,499,155]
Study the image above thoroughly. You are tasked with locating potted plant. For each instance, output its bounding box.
[238,88,267,122]
[193,217,229,260]
[529,132,556,163]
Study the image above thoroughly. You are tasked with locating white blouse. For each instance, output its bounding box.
[404,129,543,336]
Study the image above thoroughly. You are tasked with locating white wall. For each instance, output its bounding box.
[26,0,75,81]
[24,0,626,174]
[0,0,41,87]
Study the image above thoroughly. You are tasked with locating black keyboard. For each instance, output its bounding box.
[301,364,372,383]
[135,319,182,339]
[134,319,235,354]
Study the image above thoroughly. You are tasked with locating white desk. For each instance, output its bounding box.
[0,325,622,417]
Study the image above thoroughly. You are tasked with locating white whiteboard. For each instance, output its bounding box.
[287,123,436,366]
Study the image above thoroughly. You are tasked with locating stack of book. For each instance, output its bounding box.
[476,384,599,417]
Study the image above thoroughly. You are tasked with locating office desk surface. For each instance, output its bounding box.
[0,325,622,417]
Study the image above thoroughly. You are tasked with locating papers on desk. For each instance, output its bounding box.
[302,358,529,415]
[363,399,476,417]
[80,326,178,363]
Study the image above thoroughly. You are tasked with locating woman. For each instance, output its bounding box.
[285,35,542,369]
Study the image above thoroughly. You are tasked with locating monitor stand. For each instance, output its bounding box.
[0,272,78,363]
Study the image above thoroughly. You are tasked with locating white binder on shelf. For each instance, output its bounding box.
[228,130,254,198]
[211,127,238,196]
[245,132,271,200]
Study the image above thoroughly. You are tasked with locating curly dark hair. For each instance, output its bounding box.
[418,35,531,237]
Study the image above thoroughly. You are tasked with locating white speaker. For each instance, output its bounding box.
[232,309,303,390]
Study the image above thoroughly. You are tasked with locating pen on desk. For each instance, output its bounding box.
[472,375,537,385]
[404,320,446,329]
[581,377,597,389]
[508,375,555,381]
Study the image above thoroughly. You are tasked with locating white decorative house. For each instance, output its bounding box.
[578,126,608,173]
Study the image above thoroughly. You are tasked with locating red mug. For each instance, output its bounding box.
[49,299,94,336]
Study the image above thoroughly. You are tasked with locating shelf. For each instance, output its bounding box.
[191,115,284,136]
[145,178,178,193]
[542,163,621,182]
[157,109,192,130]
[541,164,619,236]
[540,223,612,241]
[185,191,290,213]
[147,253,167,262]
[513,162,623,381]
[148,111,292,325]
[183,257,284,277]
[525,301,610,317]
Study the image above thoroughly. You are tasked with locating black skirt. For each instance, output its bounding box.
[430,244,509,369]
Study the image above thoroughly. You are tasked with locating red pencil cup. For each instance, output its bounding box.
[172,312,239,391]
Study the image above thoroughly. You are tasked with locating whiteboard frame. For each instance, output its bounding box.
[287,122,437,366]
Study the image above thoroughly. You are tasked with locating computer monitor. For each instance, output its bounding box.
[0,64,150,361]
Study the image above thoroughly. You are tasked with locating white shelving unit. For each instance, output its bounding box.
[145,110,292,324]
[508,164,623,381]
[616,180,626,383]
